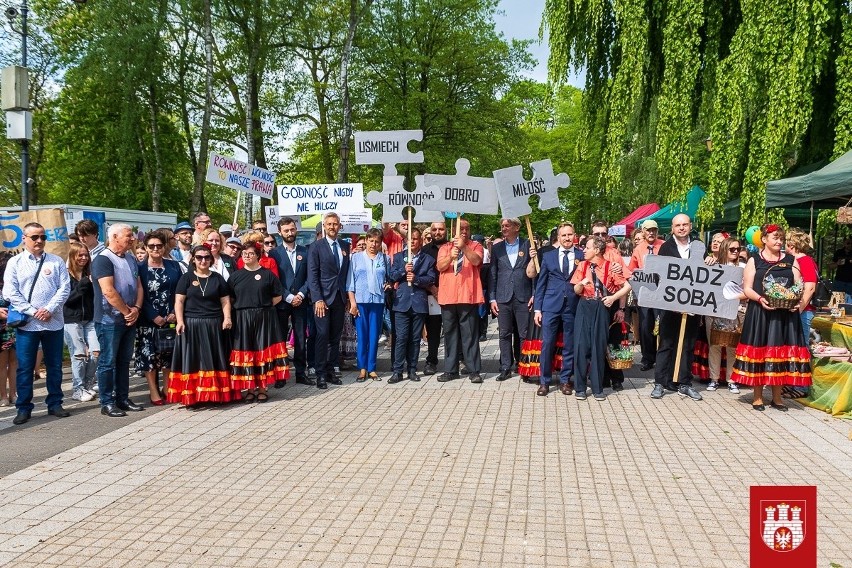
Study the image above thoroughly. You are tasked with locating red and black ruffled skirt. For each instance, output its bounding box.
[230,307,289,393]
[731,301,811,386]
[168,316,233,405]
[519,311,563,379]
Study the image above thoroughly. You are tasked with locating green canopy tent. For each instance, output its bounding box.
[635,185,705,232]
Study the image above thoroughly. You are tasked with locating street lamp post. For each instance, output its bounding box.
[20,0,29,211]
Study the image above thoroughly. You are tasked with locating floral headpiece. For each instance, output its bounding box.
[761,223,781,235]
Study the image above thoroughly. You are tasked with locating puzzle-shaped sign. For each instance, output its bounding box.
[421,158,499,215]
[629,241,745,319]
[365,175,445,223]
[354,130,423,176]
[492,159,569,218]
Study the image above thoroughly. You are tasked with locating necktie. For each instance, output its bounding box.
[562,250,570,278]
[455,250,463,274]
[648,245,654,255]
[590,263,604,298]
[332,241,341,268]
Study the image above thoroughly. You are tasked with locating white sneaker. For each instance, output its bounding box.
[728,382,740,394]
[706,381,718,391]
[88,384,99,393]
[72,389,94,402]
[378,335,387,344]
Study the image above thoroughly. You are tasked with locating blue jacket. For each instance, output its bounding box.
[137,258,182,325]
[389,250,436,313]
[533,246,584,314]
[308,238,350,305]
[269,244,309,302]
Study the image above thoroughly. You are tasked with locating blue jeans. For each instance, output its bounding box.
[800,310,815,346]
[15,328,65,413]
[95,322,136,406]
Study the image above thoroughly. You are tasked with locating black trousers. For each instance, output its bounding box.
[638,306,658,365]
[574,299,609,395]
[393,309,426,374]
[313,297,344,381]
[276,303,307,379]
[496,299,530,372]
[654,310,699,386]
[425,313,442,366]
[442,304,481,374]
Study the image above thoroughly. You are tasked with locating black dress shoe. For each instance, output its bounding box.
[295,376,316,386]
[388,373,404,384]
[327,376,343,385]
[612,382,624,392]
[48,405,71,418]
[316,381,328,390]
[424,362,437,375]
[408,372,420,382]
[537,385,549,396]
[101,405,127,417]
[496,370,512,382]
[640,362,654,371]
[437,373,459,382]
[273,380,287,389]
[12,411,31,425]
[117,400,144,412]
[469,373,483,384]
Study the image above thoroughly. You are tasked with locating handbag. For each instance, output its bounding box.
[838,196,852,224]
[154,326,177,353]
[812,276,833,308]
[7,254,47,328]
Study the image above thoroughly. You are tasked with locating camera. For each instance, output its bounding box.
[5,6,18,20]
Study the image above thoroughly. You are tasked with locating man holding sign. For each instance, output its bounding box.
[651,214,703,401]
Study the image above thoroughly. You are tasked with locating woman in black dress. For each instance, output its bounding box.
[167,245,233,407]
[731,224,812,410]
[228,242,289,402]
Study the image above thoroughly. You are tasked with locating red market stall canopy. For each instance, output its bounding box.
[608,203,661,236]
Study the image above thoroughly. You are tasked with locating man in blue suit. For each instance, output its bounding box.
[533,222,583,396]
[269,217,312,387]
[387,227,436,383]
[489,218,533,381]
[307,212,350,389]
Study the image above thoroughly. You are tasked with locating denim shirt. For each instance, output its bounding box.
[346,251,388,304]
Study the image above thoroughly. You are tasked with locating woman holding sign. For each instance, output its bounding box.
[731,224,812,411]
[346,229,391,381]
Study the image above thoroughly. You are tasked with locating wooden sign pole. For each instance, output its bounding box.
[232,192,241,228]
[672,312,688,383]
[524,215,540,272]
[407,207,413,286]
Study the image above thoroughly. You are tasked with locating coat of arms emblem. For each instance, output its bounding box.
[761,501,806,551]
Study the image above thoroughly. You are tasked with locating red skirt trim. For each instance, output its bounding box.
[229,341,290,390]
[731,344,812,386]
[167,369,234,406]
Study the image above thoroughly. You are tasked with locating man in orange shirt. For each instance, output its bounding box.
[436,218,485,383]
[627,219,666,371]
[383,221,408,259]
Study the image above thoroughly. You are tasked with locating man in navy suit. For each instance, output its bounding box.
[387,227,436,383]
[269,217,312,386]
[533,222,583,396]
[307,212,350,389]
[489,218,533,381]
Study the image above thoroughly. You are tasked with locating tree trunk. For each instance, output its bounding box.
[339,0,374,183]
[193,0,213,213]
[148,83,164,212]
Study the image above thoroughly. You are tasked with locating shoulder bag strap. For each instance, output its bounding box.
[27,254,47,303]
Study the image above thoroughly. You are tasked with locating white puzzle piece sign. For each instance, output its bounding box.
[354,130,424,176]
[493,159,569,218]
[364,175,444,223]
[421,158,499,215]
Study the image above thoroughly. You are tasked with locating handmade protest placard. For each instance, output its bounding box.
[205,152,276,199]
[421,158,499,215]
[492,159,569,218]
[354,130,423,175]
[629,241,744,319]
[0,208,69,258]
[339,210,374,233]
[276,183,365,216]
[365,176,444,223]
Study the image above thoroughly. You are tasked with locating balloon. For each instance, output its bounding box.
[744,226,758,244]
[751,229,763,248]
[746,244,758,253]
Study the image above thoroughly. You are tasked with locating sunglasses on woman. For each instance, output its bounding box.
[194,255,212,261]
[147,243,164,250]
[263,240,276,246]
[728,247,740,253]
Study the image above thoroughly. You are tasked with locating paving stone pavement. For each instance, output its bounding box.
[0,329,851,567]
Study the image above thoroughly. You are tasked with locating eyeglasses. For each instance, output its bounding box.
[196,219,211,225]
[28,235,47,242]
[728,247,741,253]
[147,244,164,250]
[263,240,276,246]
[592,232,607,237]
[194,255,212,261]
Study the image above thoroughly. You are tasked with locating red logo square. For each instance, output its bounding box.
[750,485,816,568]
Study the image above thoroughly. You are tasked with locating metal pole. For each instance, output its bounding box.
[21,0,29,211]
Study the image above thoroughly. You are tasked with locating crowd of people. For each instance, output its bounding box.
[0,208,828,425]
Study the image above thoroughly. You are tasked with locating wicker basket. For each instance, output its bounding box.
[762,262,803,310]
[606,322,634,370]
[709,327,740,347]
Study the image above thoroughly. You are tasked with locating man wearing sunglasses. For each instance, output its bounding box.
[628,220,666,371]
[4,223,71,425]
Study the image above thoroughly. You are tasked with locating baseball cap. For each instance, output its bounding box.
[640,220,659,230]
[174,221,192,233]
[225,237,243,248]
[219,224,233,234]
